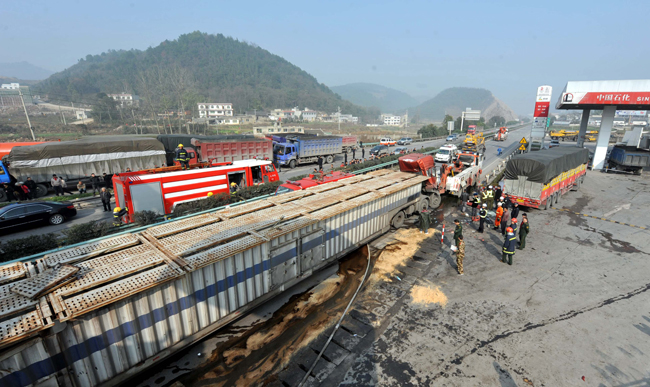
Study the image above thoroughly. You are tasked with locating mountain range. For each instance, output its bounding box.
[330,83,419,113]
[34,31,378,119]
[0,62,53,80]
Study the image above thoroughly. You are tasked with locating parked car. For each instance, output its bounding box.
[548,139,560,148]
[397,137,412,145]
[369,145,390,156]
[393,147,409,155]
[0,201,77,234]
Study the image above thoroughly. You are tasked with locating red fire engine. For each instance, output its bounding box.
[112,159,279,222]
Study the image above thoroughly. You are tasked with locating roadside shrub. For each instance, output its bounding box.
[62,220,112,245]
[0,233,59,262]
[132,210,160,226]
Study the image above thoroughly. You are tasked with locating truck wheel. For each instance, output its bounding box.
[36,184,49,198]
[391,211,405,229]
[0,189,7,202]
[289,160,296,169]
[634,168,642,176]
[428,192,442,209]
[416,197,429,213]
[326,155,333,164]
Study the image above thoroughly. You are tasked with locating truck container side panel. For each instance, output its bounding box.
[198,141,272,163]
[0,174,427,387]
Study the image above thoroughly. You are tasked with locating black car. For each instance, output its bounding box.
[370,145,389,156]
[0,201,77,234]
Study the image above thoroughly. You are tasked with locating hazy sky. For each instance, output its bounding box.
[3,0,649,114]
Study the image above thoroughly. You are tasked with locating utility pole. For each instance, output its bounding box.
[58,104,67,125]
[337,106,341,132]
[18,89,36,140]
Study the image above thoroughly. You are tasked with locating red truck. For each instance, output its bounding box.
[113,159,279,222]
[341,136,358,152]
[156,135,273,166]
[503,147,589,209]
[275,171,355,195]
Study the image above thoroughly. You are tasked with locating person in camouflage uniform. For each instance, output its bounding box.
[453,219,463,247]
[456,235,465,275]
[418,208,430,234]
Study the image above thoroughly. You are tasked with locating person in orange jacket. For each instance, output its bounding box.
[494,202,503,230]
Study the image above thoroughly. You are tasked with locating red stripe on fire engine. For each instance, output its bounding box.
[164,184,228,199]
[162,175,225,188]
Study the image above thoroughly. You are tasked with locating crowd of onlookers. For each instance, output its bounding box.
[2,172,114,203]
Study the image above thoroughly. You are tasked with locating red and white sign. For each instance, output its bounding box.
[534,102,550,118]
[536,85,553,102]
[560,92,650,106]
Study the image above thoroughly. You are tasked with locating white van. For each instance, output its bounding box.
[435,144,458,163]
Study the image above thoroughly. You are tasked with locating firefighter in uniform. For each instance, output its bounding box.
[453,219,463,247]
[175,144,190,170]
[494,202,503,230]
[486,186,495,210]
[113,207,128,226]
[418,208,430,234]
[502,227,517,265]
[478,204,487,233]
[518,215,529,249]
[510,217,518,235]
[471,192,481,221]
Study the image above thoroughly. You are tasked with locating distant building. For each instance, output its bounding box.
[1,83,20,90]
[382,114,401,126]
[331,111,359,123]
[215,117,240,125]
[0,85,32,107]
[75,111,89,120]
[302,110,318,121]
[198,103,234,118]
[108,93,139,107]
[253,124,304,137]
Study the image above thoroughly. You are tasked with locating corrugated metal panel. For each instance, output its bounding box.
[0,169,428,387]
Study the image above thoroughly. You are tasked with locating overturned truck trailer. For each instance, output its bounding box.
[0,169,428,387]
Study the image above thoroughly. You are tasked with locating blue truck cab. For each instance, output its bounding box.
[273,135,343,169]
[607,145,650,175]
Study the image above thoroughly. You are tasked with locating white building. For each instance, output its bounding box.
[1,83,20,90]
[108,93,139,107]
[253,125,304,137]
[382,114,401,126]
[302,110,318,121]
[332,112,359,123]
[198,103,234,118]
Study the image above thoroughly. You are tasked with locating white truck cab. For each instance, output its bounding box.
[435,144,458,163]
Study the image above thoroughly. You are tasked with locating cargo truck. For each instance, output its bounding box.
[0,168,433,387]
[0,137,167,200]
[273,135,342,168]
[156,134,272,166]
[504,147,589,209]
[606,145,650,175]
[341,136,358,152]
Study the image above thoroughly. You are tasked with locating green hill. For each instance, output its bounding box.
[330,83,419,113]
[412,87,517,122]
[35,31,378,119]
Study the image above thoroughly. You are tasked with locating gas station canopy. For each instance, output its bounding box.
[556,79,650,110]
[555,79,650,170]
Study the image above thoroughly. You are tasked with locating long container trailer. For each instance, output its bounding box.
[0,168,436,387]
[504,147,589,209]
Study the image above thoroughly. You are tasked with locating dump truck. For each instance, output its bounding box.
[0,136,167,200]
[606,145,650,175]
[0,168,432,387]
[495,127,508,141]
[503,147,589,209]
[275,170,355,195]
[156,134,273,165]
[273,135,342,168]
[112,159,280,222]
[341,135,358,152]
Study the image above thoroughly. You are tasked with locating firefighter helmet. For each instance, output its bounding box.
[178,144,184,147]
[506,227,514,233]
[114,207,121,212]
[511,218,518,223]
[207,192,213,197]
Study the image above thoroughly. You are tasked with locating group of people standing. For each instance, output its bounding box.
[452,184,531,275]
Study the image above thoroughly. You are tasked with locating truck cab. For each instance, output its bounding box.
[435,144,458,163]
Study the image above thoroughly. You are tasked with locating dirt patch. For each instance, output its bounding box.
[179,248,370,387]
[372,228,439,282]
[410,281,448,307]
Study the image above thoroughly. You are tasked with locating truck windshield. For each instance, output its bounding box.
[274,144,286,155]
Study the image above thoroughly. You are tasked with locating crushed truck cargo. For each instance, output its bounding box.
[0,168,434,387]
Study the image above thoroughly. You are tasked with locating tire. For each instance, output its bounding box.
[416,197,429,213]
[326,155,333,164]
[391,211,405,229]
[49,214,65,225]
[289,160,296,169]
[633,169,642,176]
[36,184,49,198]
[0,189,7,202]
[428,192,442,209]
